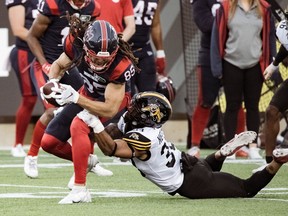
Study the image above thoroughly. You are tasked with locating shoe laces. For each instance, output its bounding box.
[29,158,37,169]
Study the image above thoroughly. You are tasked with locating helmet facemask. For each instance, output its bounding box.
[83,20,119,73]
[84,44,118,72]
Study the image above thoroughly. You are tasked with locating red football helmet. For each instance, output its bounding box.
[66,0,91,10]
[83,20,119,73]
[156,75,176,103]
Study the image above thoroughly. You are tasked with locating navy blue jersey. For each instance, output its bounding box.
[129,0,159,49]
[64,35,135,101]
[6,0,39,50]
[192,0,220,66]
[37,0,100,63]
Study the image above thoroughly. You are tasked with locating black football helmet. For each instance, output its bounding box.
[66,0,91,10]
[83,20,119,73]
[156,75,176,103]
[125,91,172,128]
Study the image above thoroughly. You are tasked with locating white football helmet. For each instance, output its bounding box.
[276,20,288,47]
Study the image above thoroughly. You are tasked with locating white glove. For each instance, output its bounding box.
[264,62,279,80]
[77,109,105,133]
[52,83,79,106]
[211,3,221,17]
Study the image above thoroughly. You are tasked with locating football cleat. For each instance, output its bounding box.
[90,163,113,176]
[220,131,257,157]
[11,144,26,157]
[59,186,91,204]
[248,146,262,159]
[273,148,288,164]
[24,156,38,178]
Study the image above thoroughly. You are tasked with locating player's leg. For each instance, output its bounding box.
[10,48,37,157]
[189,65,220,157]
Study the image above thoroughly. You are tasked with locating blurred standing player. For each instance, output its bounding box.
[188,0,246,158]
[5,0,39,157]
[97,0,135,41]
[24,0,107,178]
[40,20,138,203]
[129,0,166,95]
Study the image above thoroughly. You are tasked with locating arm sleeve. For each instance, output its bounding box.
[192,0,215,34]
[273,45,288,66]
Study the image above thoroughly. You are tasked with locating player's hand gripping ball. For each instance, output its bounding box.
[41,79,62,107]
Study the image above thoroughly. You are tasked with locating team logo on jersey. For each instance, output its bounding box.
[112,0,120,3]
[142,104,163,123]
[129,133,139,140]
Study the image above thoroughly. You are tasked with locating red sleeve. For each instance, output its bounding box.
[122,0,134,17]
[64,34,75,60]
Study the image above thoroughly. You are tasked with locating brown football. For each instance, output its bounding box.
[42,80,61,107]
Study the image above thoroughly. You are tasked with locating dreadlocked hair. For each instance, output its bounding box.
[61,12,92,72]
[117,34,140,73]
[65,11,92,38]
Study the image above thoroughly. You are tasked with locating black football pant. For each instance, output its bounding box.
[175,152,274,198]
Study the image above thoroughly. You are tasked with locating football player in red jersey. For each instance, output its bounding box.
[40,20,138,204]
[24,0,103,178]
[6,0,39,157]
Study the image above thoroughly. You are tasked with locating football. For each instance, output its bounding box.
[42,80,61,107]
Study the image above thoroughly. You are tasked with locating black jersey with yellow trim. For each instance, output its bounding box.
[123,131,152,151]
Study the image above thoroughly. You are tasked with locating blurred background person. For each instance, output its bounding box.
[211,0,276,159]
[188,0,246,158]
[97,0,135,41]
[129,0,166,95]
[6,0,39,157]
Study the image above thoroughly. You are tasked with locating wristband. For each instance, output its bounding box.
[93,121,105,133]
[156,50,165,58]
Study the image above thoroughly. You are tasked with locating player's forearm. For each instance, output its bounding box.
[26,35,47,65]
[273,45,288,66]
[77,96,120,119]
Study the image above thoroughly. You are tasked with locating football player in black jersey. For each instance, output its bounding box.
[129,0,166,95]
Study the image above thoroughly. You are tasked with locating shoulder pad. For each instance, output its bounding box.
[123,131,151,151]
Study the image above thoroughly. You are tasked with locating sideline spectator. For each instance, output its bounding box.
[188,0,247,158]
[210,0,276,159]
